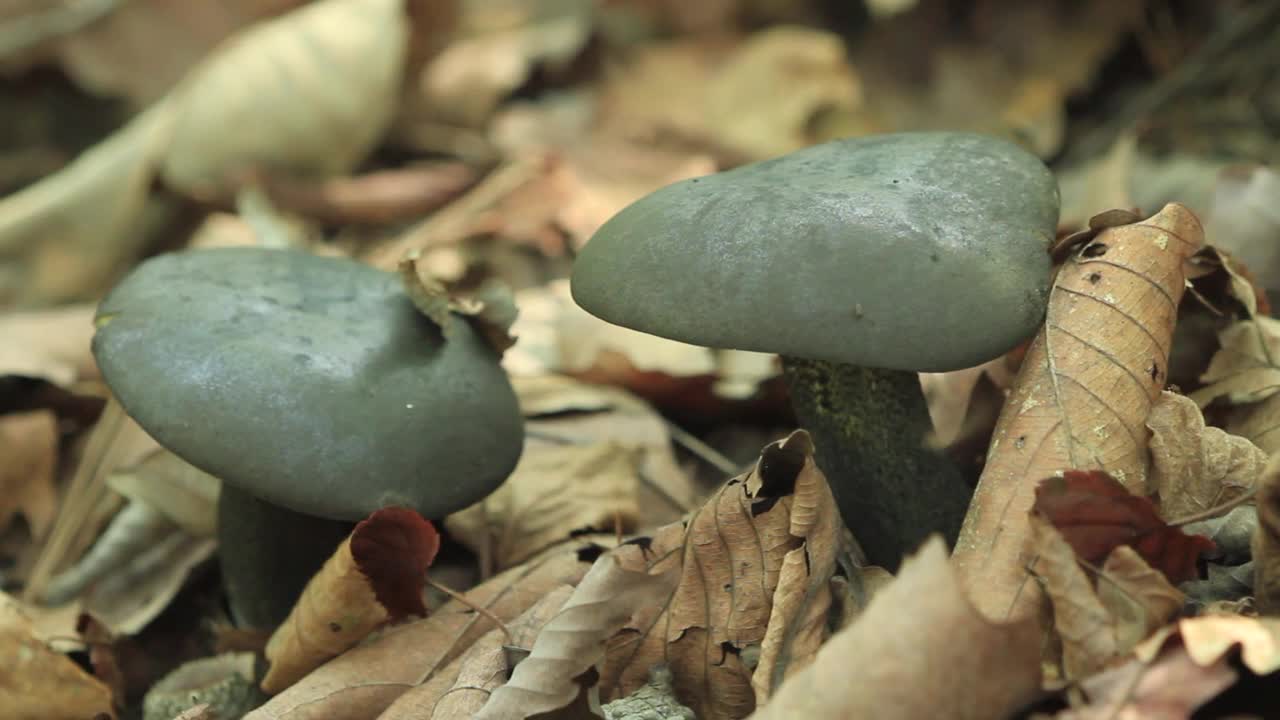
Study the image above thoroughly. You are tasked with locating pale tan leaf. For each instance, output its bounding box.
[106,449,219,537]
[1147,390,1264,518]
[1097,546,1184,651]
[373,585,574,719]
[474,551,682,718]
[954,204,1202,622]
[0,591,116,720]
[1030,516,1118,679]
[0,411,58,539]
[1058,646,1236,720]
[245,536,610,720]
[446,441,642,570]
[160,0,409,192]
[399,250,517,355]
[1190,317,1280,407]
[1221,395,1280,455]
[1252,453,1280,614]
[748,538,1041,720]
[0,305,99,386]
[1135,614,1280,676]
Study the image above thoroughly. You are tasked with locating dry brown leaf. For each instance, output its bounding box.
[262,509,441,694]
[1136,614,1280,676]
[399,249,518,354]
[1253,453,1280,614]
[1191,317,1280,407]
[954,204,1203,621]
[0,304,98,386]
[598,27,862,162]
[1097,546,1184,652]
[1057,645,1236,720]
[52,0,306,104]
[474,551,682,718]
[0,591,116,719]
[1031,516,1119,679]
[377,584,575,719]
[0,411,58,540]
[590,430,839,720]
[1147,390,1263,518]
[511,375,700,525]
[245,535,611,720]
[920,354,1017,450]
[748,537,1041,720]
[446,440,642,570]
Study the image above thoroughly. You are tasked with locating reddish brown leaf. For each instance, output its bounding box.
[1034,470,1215,584]
[349,507,441,620]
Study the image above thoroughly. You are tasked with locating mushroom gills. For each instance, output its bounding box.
[781,356,971,571]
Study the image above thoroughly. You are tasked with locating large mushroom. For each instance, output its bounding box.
[571,132,1059,569]
[92,247,524,627]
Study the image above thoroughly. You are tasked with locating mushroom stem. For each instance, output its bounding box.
[217,485,354,629]
[780,357,971,570]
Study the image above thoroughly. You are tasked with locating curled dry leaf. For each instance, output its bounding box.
[591,430,839,720]
[376,584,575,719]
[399,250,518,355]
[749,537,1041,720]
[1033,471,1215,585]
[1097,546,1185,652]
[1056,645,1236,720]
[954,204,1203,621]
[1030,517,1118,679]
[0,591,116,720]
[1190,317,1280,408]
[446,440,642,571]
[1147,391,1263,518]
[246,535,610,720]
[474,550,682,719]
[261,508,441,694]
[1252,453,1280,614]
[1136,614,1280,676]
[0,411,59,540]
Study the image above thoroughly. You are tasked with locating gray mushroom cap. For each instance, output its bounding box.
[92,247,523,521]
[571,132,1060,372]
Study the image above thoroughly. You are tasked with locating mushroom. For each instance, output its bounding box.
[92,247,524,627]
[570,132,1059,569]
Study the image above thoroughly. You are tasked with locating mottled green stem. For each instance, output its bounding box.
[781,357,971,570]
[217,484,353,629]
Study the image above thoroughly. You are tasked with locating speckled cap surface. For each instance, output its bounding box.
[571,132,1060,372]
[93,247,523,521]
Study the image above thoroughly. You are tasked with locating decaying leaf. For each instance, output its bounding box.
[245,535,611,720]
[590,430,839,720]
[954,204,1203,621]
[1097,547,1185,651]
[446,440,642,571]
[1147,391,1263,518]
[601,665,695,720]
[1056,645,1236,720]
[0,591,116,720]
[475,547,682,718]
[0,411,59,540]
[748,537,1041,720]
[261,508,441,694]
[1136,614,1280,676]
[1030,516,1118,679]
[399,249,518,354]
[1253,454,1280,614]
[0,305,98,386]
[374,584,574,719]
[1034,471,1215,585]
[1190,316,1280,408]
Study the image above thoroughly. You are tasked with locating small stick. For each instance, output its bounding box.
[426,578,512,646]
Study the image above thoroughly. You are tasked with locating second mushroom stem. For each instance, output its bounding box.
[781,357,972,571]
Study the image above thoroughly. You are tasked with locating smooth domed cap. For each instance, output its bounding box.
[571,132,1060,372]
[92,248,523,521]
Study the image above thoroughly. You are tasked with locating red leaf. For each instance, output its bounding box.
[349,507,441,619]
[1032,470,1215,584]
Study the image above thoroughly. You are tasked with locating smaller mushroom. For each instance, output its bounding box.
[92,247,524,628]
[571,132,1059,569]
